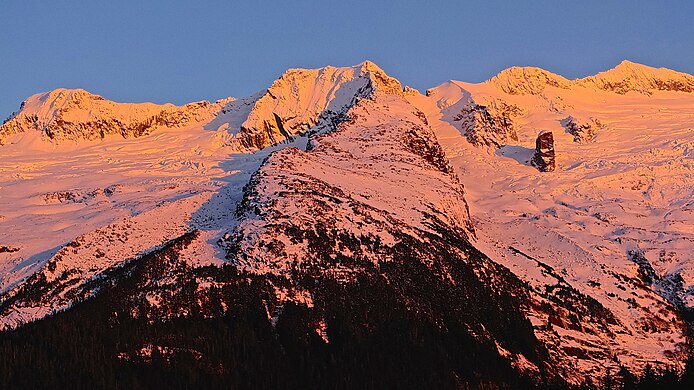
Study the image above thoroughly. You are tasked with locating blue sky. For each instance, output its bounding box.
[1,1,692,117]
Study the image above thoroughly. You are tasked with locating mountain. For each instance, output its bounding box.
[0,61,409,150]
[481,60,694,97]
[412,60,694,382]
[0,88,232,144]
[487,66,571,95]
[580,60,694,94]
[1,60,693,388]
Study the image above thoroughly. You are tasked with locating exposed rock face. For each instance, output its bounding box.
[532,131,555,172]
[627,249,692,319]
[561,115,602,143]
[454,101,521,148]
[0,246,19,254]
[402,85,421,96]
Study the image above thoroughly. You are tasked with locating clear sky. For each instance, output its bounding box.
[1,0,692,117]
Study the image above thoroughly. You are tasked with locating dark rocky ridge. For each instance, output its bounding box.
[0,229,548,389]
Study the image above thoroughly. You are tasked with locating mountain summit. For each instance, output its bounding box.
[483,60,694,96]
[487,66,571,95]
[235,60,408,149]
[579,59,694,94]
[0,88,229,144]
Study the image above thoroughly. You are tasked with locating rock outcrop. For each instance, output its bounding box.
[531,131,555,172]
[561,115,602,143]
[454,101,521,148]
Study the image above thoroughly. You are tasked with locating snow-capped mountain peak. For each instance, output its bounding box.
[578,59,694,94]
[17,88,172,127]
[486,66,571,95]
[1,61,408,150]
[482,60,694,96]
[0,88,231,144]
[234,61,407,149]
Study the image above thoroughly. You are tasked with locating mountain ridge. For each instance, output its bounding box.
[0,61,414,148]
[4,59,693,145]
[481,59,694,96]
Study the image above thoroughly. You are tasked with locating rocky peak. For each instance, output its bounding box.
[235,61,406,150]
[356,60,405,96]
[487,66,571,95]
